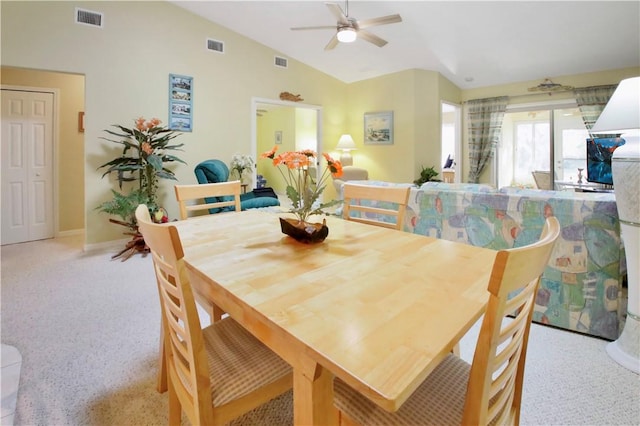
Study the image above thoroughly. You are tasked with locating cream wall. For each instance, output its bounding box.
[1,67,85,233]
[1,1,348,246]
[459,67,640,184]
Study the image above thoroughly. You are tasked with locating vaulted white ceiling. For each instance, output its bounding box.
[171,1,640,89]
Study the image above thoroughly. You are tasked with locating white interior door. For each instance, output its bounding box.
[1,89,54,245]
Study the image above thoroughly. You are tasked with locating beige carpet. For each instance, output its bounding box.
[1,234,638,425]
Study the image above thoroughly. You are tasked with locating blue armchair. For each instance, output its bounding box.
[194,160,280,212]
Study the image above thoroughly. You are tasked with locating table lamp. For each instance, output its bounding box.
[591,76,640,374]
[336,134,356,166]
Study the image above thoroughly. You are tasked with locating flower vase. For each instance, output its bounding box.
[241,170,252,187]
[279,217,329,244]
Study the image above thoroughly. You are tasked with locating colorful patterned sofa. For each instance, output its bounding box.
[338,181,626,340]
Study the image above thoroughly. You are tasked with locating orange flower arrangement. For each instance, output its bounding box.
[261,146,343,223]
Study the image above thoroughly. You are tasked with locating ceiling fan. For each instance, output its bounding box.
[291,1,402,51]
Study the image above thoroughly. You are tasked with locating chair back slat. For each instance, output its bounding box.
[463,216,560,426]
[175,181,242,219]
[343,184,410,230]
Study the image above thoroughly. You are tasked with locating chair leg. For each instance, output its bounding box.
[157,322,168,393]
[167,375,181,426]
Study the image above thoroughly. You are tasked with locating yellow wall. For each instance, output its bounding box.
[1,67,85,233]
[1,0,348,246]
[344,69,460,186]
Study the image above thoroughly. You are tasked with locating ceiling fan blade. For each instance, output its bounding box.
[324,34,339,51]
[357,30,388,47]
[291,25,337,31]
[356,14,402,29]
[326,2,349,25]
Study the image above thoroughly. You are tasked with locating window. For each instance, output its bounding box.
[498,103,588,189]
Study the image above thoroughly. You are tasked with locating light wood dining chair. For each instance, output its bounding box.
[342,183,410,230]
[531,170,552,190]
[135,204,292,425]
[334,216,560,426]
[174,181,242,220]
[174,181,242,325]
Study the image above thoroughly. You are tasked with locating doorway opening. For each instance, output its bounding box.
[441,102,461,183]
[251,97,322,198]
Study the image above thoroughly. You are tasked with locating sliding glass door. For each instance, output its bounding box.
[498,105,588,189]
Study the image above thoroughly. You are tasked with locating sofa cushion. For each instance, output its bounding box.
[420,182,497,193]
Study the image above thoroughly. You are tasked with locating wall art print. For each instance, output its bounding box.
[364,111,393,145]
[168,74,193,132]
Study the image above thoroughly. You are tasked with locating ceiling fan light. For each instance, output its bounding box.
[337,27,357,43]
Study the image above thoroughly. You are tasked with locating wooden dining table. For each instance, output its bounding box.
[174,209,497,425]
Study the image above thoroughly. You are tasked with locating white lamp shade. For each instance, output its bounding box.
[337,27,357,43]
[591,76,640,134]
[336,134,356,151]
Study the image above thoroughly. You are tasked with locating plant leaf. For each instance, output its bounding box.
[146,154,163,171]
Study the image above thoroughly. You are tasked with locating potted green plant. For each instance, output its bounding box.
[96,117,184,258]
[413,165,441,186]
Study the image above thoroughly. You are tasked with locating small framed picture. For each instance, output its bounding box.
[275,130,282,144]
[364,111,393,145]
[168,74,193,132]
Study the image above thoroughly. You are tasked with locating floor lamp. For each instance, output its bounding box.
[591,76,640,374]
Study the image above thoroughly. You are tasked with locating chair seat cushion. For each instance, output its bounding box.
[240,197,280,211]
[203,317,291,407]
[334,354,470,426]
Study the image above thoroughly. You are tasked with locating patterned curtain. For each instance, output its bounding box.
[467,96,508,183]
[574,84,618,137]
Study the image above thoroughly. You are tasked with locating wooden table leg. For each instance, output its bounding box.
[293,362,337,426]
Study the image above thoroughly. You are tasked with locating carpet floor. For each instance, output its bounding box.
[1,234,638,425]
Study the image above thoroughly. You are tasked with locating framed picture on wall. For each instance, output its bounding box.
[168,74,193,131]
[364,111,393,145]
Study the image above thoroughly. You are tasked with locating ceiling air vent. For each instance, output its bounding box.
[207,38,224,53]
[75,8,103,28]
[274,56,288,69]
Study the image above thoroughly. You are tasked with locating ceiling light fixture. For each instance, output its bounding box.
[337,26,357,43]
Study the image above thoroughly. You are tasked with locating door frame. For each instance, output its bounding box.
[1,84,60,239]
